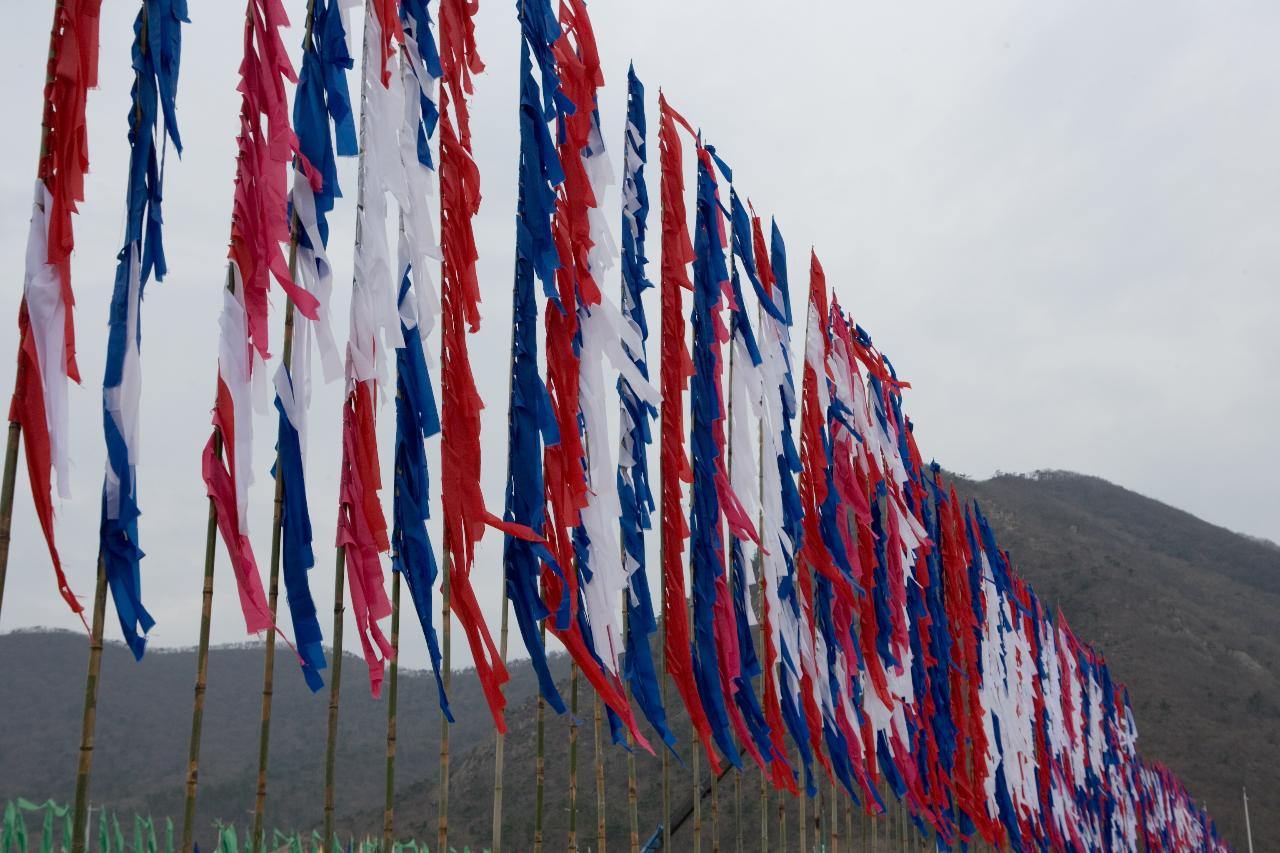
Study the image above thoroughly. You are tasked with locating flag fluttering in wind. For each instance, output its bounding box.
[501,0,569,717]
[539,0,653,752]
[752,214,806,795]
[617,65,676,752]
[334,0,411,698]
[273,0,357,694]
[721,183,778,773]
[437,0,538,730]
[687,142,758,770]
[15,0,105,627]
[204,0,318,639]
[99,0,187,661]
[390,0,451,716]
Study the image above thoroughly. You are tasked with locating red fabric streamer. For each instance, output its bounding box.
[203,378,273,635]
[10,302,84,628]
[37,0,102,386]
[796,252,834,775]
[227,0,319,368]
[202,0,320,643]
[9,0,104,624]
[369,0,405,87]
[335,380,394,696]
[534,0,652,753]
[438,0,540,732]
[657,94,722,771]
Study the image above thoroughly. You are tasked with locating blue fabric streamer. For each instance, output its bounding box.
[272,383,326,692]
[616,65,678,754]
[391,270,452,718]
[502,13,570,714]
[765,221,817,795]
[293,0,356,255]
[400,0,443,169]
[388,0,451,715]
[268,0,359,688]
[688,148,741,768]
[99,0,188,660]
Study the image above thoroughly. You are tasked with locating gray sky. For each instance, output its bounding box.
[0,0,1276,672]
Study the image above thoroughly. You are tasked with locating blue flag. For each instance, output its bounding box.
[99,0,188,660]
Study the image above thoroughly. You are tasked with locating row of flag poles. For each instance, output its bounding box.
[1,1,1230,852]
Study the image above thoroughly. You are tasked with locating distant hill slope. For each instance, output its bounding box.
[957,471,1279,848]
[0,471,1275,850]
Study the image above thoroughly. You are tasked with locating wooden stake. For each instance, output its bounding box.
[322,546,347,847]
[70,559,108,853]
[382,571,401,849]
[491,592,509,853]
[181,428,222,853]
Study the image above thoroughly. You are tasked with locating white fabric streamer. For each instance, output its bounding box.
[22,182,73,499]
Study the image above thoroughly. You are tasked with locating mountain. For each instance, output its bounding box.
[0,471,1275,850]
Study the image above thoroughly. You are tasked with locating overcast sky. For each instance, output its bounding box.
[0,1,1276,673]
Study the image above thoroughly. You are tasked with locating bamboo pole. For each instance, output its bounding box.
[382,572,401,850]
[491,592,508,853]
[568,661,580,851]
[799,782,807,853]
[659,545,670,851]
[594,692,607,853]
[250,0,320,836]
[778,747,788,845]
[693,697,702,853]
[534,618,546,853]
[0,0,66,629]
[324,5,374,847]
[816,783,824,853]
[844,794,851,853]
[831,776,838,853]
[70,560,108,853]
[734,770,742,853]
[623,600,639,853]
[0,417,20,626]
[71,4,149,846]
[710,768,718,853]
[436,533,451,853]
[322,546,347,847]
[181,425,223,853]
[870,786,877,853]
[251,241,300,853]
